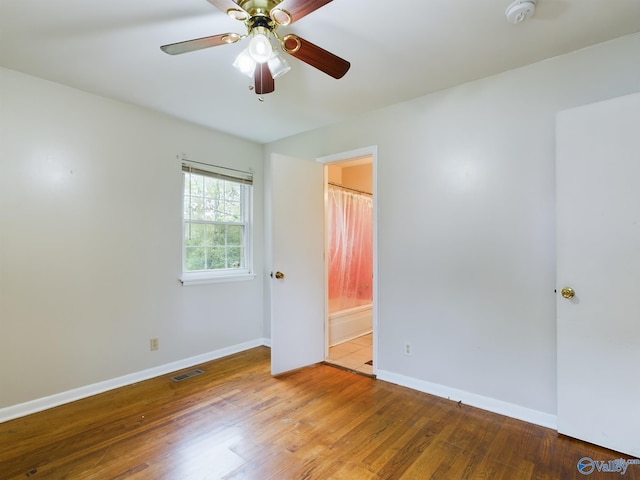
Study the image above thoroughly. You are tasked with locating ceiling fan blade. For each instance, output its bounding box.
[254,63,275,95]
[206,0,248,20]
[282,35,350,79]
[160,33,241,55]
[271,0,333,24]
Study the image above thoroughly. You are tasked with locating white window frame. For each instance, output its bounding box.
[180,161,255,286]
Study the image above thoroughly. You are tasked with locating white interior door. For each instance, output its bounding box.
[556,92,640,457]
[268,153,325,375]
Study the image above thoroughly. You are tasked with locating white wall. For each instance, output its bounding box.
[0,67,264,411]
[3,31,639,423]
[265,33,640,418]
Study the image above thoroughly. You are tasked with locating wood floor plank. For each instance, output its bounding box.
[2,346,638,479]
[362,402,455,477]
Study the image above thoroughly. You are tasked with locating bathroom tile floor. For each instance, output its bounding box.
[326,333,373,376]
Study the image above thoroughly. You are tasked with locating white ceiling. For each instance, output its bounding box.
[2,0,640,144]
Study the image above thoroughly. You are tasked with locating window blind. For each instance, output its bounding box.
[182,161,253,185]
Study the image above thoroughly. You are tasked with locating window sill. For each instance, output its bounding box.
[180,272,256,286]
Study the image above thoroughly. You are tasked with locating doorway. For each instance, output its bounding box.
[320,150,376,376]
[268,147,377,377]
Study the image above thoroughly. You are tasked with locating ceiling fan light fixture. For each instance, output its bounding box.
[268,51,291,78]
[161,0,352,95]
[233,48,256,78]
[248,28,273,64]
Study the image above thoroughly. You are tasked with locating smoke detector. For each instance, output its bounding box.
[505,0,537,24]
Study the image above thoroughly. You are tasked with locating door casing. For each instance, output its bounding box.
[318,146,378,374]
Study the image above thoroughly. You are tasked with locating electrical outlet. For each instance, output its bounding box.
[150,338,159,351]
[404,342,412,356]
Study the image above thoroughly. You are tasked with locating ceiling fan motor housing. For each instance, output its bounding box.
[247,14,276,31]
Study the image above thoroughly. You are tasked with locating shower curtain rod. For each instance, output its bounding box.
[328,182,372,196]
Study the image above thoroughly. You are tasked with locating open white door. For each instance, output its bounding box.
[268,153,325,375]
[557,92,640,458]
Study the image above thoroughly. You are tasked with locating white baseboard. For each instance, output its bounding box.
[0,338,270,424]
[376,369,557,430]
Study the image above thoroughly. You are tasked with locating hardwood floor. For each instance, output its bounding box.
[1,347,636,479]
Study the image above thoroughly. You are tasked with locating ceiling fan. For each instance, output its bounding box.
[160,0,351,95]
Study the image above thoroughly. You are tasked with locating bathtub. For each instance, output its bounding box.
[328,303,373,346]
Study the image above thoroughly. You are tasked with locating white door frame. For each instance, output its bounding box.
[317,146,378,375]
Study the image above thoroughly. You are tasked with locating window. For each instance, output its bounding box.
[181,162,254,285]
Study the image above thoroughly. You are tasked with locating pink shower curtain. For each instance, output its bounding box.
[328,186,373,314]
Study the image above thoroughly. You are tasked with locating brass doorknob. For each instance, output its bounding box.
[561,287,575,299]
[274,271,285,279]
